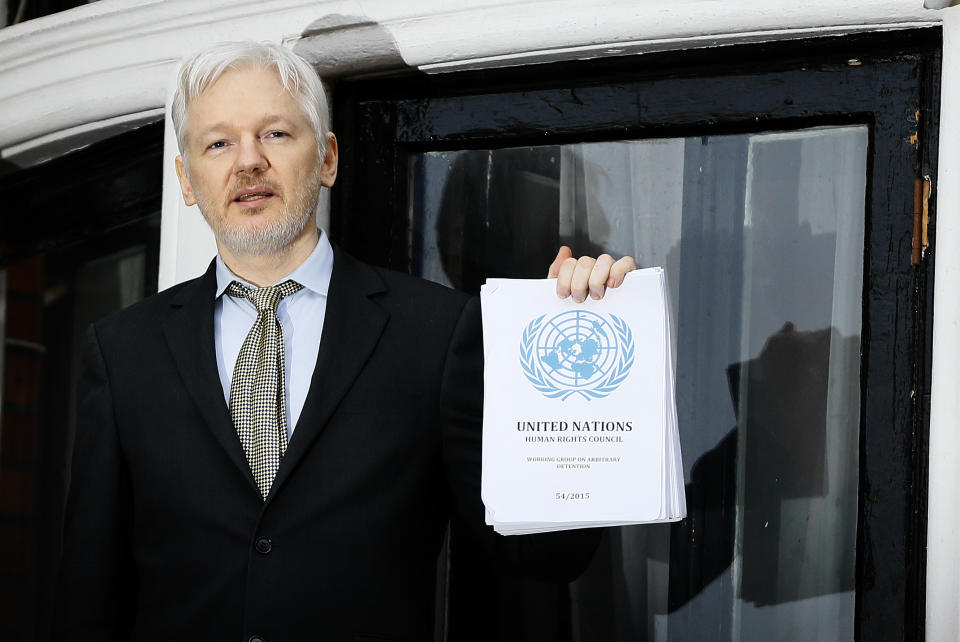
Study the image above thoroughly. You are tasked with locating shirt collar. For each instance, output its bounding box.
[215,228,334,298]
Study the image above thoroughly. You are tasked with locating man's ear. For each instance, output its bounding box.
[174,155,197,206]
[320,132,338,188]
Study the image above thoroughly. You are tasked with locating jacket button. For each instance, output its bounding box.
[249,636,265,642]
[254,537,272,555]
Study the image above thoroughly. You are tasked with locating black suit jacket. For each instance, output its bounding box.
[55,248,595,642]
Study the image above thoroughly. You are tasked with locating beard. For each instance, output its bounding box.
[195,164,323,257]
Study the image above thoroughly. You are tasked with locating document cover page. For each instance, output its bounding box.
[480,269,685,534]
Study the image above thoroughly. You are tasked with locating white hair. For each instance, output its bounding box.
[171,41,329,161]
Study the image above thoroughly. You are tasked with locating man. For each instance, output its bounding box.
[55,42,635,641]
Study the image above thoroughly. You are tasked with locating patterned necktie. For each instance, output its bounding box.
[226,279,303,499]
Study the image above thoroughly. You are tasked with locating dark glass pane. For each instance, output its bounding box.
[410,125,866,641]
[0,212,160,641]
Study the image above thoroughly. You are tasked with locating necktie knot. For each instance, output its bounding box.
[227,280,303,314]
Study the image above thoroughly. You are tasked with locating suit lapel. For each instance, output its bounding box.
[269,248,388,499]
[161,261,258,493]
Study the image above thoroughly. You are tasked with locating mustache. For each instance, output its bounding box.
[229,177,282,199]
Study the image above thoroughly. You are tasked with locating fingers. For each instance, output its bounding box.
[555,256,578,299]
[547,246,573,278]
[566,256,596,303]
[588,254,615,300]
[552,249,639,301]
[607,255,637,288]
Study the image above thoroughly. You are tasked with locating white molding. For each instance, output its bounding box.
[0,0,945,151]
[397,1,941,71]
[1,108,163,158]
[1,108,163,169]
[417,21,941,71]
[0,0,337,151]
[926,8,960,640]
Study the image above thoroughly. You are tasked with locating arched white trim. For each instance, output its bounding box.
[0,0,944,151]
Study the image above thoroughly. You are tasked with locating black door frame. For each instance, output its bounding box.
[332,29,940,641]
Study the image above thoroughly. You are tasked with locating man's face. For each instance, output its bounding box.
[174,66,337,256]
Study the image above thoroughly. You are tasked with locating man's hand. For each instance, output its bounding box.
[548,246,637,302]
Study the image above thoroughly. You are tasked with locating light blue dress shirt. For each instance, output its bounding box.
[214,230,333,436]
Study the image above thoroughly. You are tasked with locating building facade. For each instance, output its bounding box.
[0,1,956,640]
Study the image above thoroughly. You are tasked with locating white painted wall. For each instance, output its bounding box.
[926,8,960,641]
[158,88,218,287]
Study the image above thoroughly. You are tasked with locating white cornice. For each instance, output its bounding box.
[0,0,338,151]
[0,0,944,151]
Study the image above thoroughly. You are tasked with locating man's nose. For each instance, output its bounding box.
[234,136,269,173]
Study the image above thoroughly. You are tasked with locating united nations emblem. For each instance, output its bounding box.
[520,310,635,400]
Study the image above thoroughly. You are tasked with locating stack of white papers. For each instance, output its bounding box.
[480,268,685,535]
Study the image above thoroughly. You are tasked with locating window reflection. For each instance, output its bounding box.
[0,213,160,641]
[411,125,866,641]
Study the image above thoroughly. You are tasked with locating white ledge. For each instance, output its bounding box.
[0,0,944,151]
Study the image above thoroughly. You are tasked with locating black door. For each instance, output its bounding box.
[333,30,939,641]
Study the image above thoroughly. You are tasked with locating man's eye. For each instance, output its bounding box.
[266,131,288,139]
[208,141,227,150]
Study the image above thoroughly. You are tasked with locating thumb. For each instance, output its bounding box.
[548,246,573,277]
